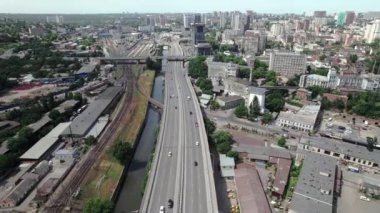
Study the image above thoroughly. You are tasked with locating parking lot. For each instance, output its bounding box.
[337,181,380,213]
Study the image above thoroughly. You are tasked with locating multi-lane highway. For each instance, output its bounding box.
[140,41,218,213]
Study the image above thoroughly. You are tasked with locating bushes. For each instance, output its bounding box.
[83,198,113,213]
[195,77,213,95]
[234,101,248,118]
[110,140,132,164]
[212,130,234,155]
[188,56,208,78]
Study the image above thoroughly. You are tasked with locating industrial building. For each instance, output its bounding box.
[216,95,244,109]
[61,86,122,138]
[20,122,71,161]
[289,152,336,213]
[297,136,380,169]
[219,154,235,178]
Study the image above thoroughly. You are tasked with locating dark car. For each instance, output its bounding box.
[195,122,198,127]
[194,161,198,166]
[168,199,173,208]
[190,111,192,115]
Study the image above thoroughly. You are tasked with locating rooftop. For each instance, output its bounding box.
[219,154,235,167]
[272,158,291,196]
[277,104,321,126]
[234,163,271,213]
[300,136,380,166]
[61,86,122,137]
[217,95,243,103]
[290,152,336,213]
[75,63,97,75]
[20,122,71,160]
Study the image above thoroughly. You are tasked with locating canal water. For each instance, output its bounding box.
[114,73,164,213]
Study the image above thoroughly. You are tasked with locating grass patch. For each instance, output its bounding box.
[79,67,155,204]
[285,160,303,199]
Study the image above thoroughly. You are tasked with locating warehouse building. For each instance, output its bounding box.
[61,86,122,138]
[289,152,336,213]
[276,104,321,132]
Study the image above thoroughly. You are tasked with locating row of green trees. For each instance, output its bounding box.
[213,52,247,66]
[195,77,213,95]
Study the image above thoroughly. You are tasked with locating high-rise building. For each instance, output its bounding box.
[345,11,355,26]
[269,51,306,78]
[46,15,64,24]
[192,24,205,45]
[194,14,202,24]
[364,19,380,43]
[336,12,346,27]
[231,13,241,30]
[244,14,251,32]
[183,14,193,28]
[314,11,326,18]
[219,12,227,29]
[271,23,284,36]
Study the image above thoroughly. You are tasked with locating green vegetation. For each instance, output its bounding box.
[84,136,96,146]
[195,77,213,95]
[285,160,303,199]
[349,54,358,64]
[248,96,261,121]
[212,130,234,154]
[307,86,331,99]
[188,56,208,78]
[277,136,287,147]
[365,39,380,74]
[265,40,284,49]
[286,99,304,108]
[286,74,301,86]
[366,137,378,152]
[146,57,161,72]
[209,100,220,110]
[309,67,329,76]
[238,67,251,79]
[261,112,273,124]
[234,101,248,118]
[204,117,216,140]
[83,198,113,213]
[213,52,247,65]
[265,89,287,112]
[321,97,345,112]
[110,139,132,164]
[79,36,96,47]
[347,92,380,118]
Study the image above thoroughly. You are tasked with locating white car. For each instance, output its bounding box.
[168,152,172,157]
[360,195,370,202]
[187,96,191,100]
[195,141,200,146]
[159,206,165,213]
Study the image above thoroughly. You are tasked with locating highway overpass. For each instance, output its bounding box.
[139,43,218,213]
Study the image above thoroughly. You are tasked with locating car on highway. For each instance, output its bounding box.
[187,96,191,100]
[195,122,199,127]
[194,161,198,166]
[168,199,173,208]
[190,111,192,115]
[195,141,199,146]
[159,205,165,213]
[168,152,172,157]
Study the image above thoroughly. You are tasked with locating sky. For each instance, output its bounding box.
[1,0,380,14]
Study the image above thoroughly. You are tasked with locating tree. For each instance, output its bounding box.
[73,92,83,102]
[209,100,220,110]
[349,54,358,64]
[49,110,61,120]
[261,112,273,124]
[226,150,238,159]
[367,137,378,152]
[110,140,132,164]
[320,54,327,61]
[188,56,208,78]
[277,136,287,147]
[212,130,233,145]
[248,96,261,121]
[83,198,113,213]
[84,135,96,146]
[196,77,213,94]
[204,117,216,139]
[234,101,248,118]
[217,142,232,154]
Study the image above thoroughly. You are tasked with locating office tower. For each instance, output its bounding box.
[364,19,380,43]
[183,14,193,28]
[336,12,346,27]
[345,11,355,26]
[303,19,310,31]
[269,51,307,78]
[194,14,202,24]
[192,24,205,45]
[231,13,241,30]
[244,15,251,32]
[219,12,227,29]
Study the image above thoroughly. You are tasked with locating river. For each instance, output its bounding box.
[113,73,164,213]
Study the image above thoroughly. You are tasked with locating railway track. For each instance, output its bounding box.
[45,65,135,213]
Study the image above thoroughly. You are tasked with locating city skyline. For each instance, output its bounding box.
[1,0,380,14]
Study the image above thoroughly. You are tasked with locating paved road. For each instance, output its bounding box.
[142,42,214,213]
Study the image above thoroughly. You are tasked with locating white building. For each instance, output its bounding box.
[269,51,306,78]
[225,62,239,77]
[364,19,380,44]
[276,105,321,132]
[183,14,193,28]
[219,154,235,178]
[223,78,266,113]
[231,13,241,30]
[270,23,284,37]
[299,69,338,89]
